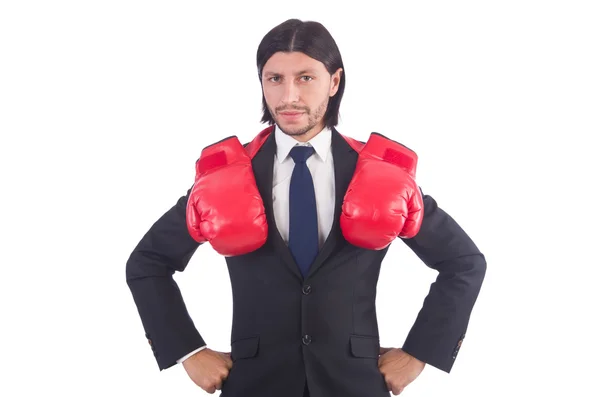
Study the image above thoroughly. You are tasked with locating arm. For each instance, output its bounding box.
[125,186,207,371]
[400,188,487,373]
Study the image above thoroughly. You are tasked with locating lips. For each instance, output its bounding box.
[280,111,304,121]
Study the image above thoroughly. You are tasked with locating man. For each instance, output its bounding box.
[126,19,486,397]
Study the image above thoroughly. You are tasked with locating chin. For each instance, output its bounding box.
[277,121,310,136]
[281,127,311,137]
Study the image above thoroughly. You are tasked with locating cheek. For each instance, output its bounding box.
[262,86,275,104]
[305,85,329,106]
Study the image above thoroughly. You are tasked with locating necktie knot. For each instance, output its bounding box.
[290,146,315,164]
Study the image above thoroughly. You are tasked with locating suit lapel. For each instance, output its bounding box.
[251,127,359,281]
[306,127,358,278]
[252,131,304,281]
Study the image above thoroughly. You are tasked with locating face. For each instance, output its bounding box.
[261,51,343,142]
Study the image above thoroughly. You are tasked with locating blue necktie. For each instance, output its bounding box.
[288,146,319,278]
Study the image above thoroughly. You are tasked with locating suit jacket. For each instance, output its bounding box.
[126,127,487,397]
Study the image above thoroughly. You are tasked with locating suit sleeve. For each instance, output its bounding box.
[125,185,206,371]
[400,188,487,373]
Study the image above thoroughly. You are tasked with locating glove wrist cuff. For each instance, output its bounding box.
[364,133,418,178]
[196,136,247,178]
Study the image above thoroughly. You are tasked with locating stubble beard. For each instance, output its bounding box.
[273,97,328,137]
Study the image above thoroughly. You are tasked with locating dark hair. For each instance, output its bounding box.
[256,19,346,128]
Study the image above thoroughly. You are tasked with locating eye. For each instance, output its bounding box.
[268,76,280,83]
[300,76,313,82]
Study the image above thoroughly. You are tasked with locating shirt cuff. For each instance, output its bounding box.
[176,345,207,364]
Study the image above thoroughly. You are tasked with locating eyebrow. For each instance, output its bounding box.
[263,69,318,76]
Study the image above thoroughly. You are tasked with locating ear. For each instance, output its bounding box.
[329,67,343,97]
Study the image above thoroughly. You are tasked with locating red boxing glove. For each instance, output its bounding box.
[186,136,268,256]
[341,133,424,250]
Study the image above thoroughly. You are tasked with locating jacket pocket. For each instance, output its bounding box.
[349,334,380,358]
[231,335,260,361]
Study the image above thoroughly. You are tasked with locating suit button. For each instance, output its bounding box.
[302,334,312,345]
[302,285,312,295]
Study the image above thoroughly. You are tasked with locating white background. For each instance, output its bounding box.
[1,1,599,396]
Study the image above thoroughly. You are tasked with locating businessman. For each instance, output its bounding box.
[126,18,486,397]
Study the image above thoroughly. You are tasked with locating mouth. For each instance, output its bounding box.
[279,112,304,121]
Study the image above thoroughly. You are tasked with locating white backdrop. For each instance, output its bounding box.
[1,1,599,396]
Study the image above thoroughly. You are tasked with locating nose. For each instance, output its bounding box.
[281,80,300,103]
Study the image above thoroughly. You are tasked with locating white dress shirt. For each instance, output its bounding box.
[177,124,336,364]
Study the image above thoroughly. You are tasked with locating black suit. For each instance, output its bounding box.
[126,128,487,397]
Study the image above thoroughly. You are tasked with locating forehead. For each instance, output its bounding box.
[262,51,327,75]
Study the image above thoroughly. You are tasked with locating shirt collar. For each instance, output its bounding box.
[274,124,332,163]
